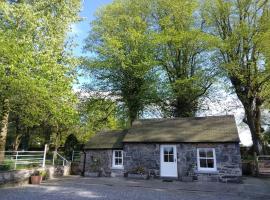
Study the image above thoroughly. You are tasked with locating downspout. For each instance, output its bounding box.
[82,147,86,177]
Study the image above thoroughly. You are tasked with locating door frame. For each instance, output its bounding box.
[160,144,178,178]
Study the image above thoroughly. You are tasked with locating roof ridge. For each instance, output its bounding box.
[133,115,235,123]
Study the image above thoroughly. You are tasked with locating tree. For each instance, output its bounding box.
[0,0,81,162]
[84,0,157,125]
[150,0,216,117]
[76,92,123,142]
[202,0,270,154]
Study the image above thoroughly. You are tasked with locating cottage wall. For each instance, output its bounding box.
[81,149,125,177]
[82,143,242,182]
[123,143,160,177]
[176,143,242,182]
[82,150,113,177]
[123,143,242,182]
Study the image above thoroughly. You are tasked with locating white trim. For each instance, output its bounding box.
[112,150,124,169]
[197,148,217,172]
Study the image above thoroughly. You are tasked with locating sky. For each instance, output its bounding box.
[70,0,254,146]
[71,0,112,57]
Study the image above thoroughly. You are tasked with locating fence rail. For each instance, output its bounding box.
[0,145,47,170]
[254,153,270,176]
[71,151,81,162]
[0,145,75,171]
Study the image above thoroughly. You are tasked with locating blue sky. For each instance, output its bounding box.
[71,0,112,57]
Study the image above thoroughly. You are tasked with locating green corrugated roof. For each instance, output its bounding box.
[84,115,239,149]
[124,115,239,143]
[84,130,127,149]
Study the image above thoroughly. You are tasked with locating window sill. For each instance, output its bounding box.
[111,166,124,170]
[195,169,218,174]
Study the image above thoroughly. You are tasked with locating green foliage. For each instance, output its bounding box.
[202,0,270,153]
[84,0,158,124]
[149,0,217,117]
[0,0,81,151]
[76,96,123,142]
[84,0,217,120]
[64,134,79,159]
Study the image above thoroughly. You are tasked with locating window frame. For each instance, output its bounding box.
[112,150,124,169]
[197,148,217,172]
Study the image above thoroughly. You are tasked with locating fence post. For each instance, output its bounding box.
[14,151,18,170]
[42,144,48,168]
[72,150,74,162]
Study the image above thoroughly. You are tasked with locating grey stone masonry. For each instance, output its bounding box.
[82,143,242,182]
[123,143,241,182]
[124,143,160,177]
[82,150,124,177]
[176,143,242,182]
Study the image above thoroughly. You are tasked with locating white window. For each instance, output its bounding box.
[112,150,123,169]
[197,148,217,172]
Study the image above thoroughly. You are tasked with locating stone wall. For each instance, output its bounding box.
[0,165,71,187]
[176,143,242,182]
[123,143,241,182]
[124,143,160,177]
[82,143,242,182]
[82,150,115,177]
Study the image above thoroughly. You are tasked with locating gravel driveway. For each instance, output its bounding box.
[0,176,270,200]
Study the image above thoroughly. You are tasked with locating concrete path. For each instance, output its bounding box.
[0,176,270,200]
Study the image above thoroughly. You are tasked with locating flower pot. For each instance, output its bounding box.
[31,175,43,184]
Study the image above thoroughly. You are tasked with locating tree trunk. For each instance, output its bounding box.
[173,97,196,118]
[0,98,10,163]
[12,134,22,151]
[245,106,263,155]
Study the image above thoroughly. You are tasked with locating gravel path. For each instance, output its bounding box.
[0,176,270,200]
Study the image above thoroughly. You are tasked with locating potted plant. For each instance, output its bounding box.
[128,166,149,180]
[31,170,46,184]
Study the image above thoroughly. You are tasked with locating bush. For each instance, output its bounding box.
[0,160,15,171]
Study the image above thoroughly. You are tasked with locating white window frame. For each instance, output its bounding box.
[112,150,124,169]
[197,148,217,172]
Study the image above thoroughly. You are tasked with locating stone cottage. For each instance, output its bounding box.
[81,115,242,182]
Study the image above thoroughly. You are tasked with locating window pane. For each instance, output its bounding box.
[115,158,119,165]
[115,151,119,157]
[207,159,214,168]
[199,150,206,157]
[164,148,169,155]
[168,147,173,154]
[118,151,122,157]
[164,154,168,162]
[207,150,213,158]
[168,155,174,162]
[118,159,122,165]
[200,159,207,168]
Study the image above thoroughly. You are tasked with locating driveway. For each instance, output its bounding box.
[0,176,270,200]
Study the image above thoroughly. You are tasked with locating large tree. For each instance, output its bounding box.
[150,0,216,117]
[84,0,157,125]
[0,0,81,161]
[202,0,270,154]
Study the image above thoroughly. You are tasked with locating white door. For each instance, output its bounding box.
[160,145,178,177]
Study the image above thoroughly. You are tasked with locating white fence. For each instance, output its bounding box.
[0,145,47,170]
[71,151,81,162]
[0,145,71,170]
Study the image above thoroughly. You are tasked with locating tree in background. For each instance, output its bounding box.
[76,92,123,142]
[202,0,270,154]
[84,0,158,125]
[0,0,81,162]
[150,0,216,117]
